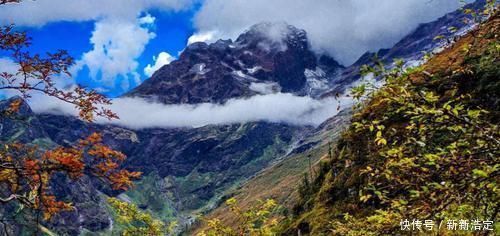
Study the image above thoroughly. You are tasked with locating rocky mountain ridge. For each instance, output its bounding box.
[127,22,343,104]
[322,0,486,96]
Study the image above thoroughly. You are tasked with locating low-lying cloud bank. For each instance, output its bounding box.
[2,56,351,130]
[30,93,351,130]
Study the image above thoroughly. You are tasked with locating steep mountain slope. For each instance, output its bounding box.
[127,22,343,104]
[322,0,487,96]
[0,98,307,235]
[281,11,499,235]
[189,2,488,234]
[39,114,307,210]
[189,110,352,235]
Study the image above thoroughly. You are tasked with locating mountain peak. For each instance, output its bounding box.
[236,22,308,51]
[128,22,343,104]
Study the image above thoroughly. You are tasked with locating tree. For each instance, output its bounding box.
[284,3,499,235]
[108,197,174,236]
[198,198,279,236]
[0,0,141,233]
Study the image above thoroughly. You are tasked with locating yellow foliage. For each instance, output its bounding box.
[108,197,170,236]
[198,198,279,236]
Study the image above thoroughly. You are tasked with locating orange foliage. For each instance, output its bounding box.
[40,196,73,220]
[0,3,141,224]
[6,98,22,114]
[1,133,141,220]
[0,25,117,122]
[108,170,143,191]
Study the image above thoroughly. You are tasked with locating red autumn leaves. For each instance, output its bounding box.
[0,2,142,222]
[0,132,141,220]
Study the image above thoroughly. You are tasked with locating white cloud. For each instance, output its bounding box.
[0,58,21,98]
[0,0,197,92]
[29,93,353,129]
[144,52,176,77]
[138,14,156,25]
[75,16,156,90]
[0,58,18,75]
[249,82,278,95]
[187,31,218,45]
[1,57,348,128]
[0,0,196,26]
[192,0,468,65]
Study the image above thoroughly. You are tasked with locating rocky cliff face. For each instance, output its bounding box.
[127,22,343,104]
[0,97,47,143]
[38,114,307,211]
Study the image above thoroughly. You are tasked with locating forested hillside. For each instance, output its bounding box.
[281,10,499,236]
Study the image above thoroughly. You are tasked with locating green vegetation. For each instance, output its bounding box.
[107,197,175,236]
[123,172,177,222]
[283,10,499,235]
[197,6,499,236]
[198,198,279,236]
[192,110,351,235]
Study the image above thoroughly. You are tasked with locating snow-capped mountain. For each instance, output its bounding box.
[127,22,343,104]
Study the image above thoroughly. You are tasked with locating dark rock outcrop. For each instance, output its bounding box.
[0,96,48,143]
[127,22,342,104]
[37,114,308,211]
[321,0,485,97]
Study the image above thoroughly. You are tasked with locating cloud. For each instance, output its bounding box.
[0,0,197,93]
[0,57,18,75]
[0,60,349,129]
[28,93,353,129]
[0,58,21,98]
[75,16,156,90]
[192,0,467,65]
[187,31,218,45]
[0,0,196,26]
[138,14,156,25]
[144,52,176,77]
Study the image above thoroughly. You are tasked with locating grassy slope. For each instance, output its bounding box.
[189,110,352,234]
[280,12,499,235]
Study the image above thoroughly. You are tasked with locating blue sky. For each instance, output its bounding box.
[0,0,465,98]
[8,9,197,97]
